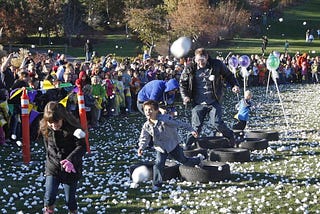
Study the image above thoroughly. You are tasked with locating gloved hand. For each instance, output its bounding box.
[60,159,76,173]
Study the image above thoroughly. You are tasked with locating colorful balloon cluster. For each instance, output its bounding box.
[228,55,251,77]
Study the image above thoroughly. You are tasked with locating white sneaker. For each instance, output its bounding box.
[11,134,17,140]
[130,182,139,189]
[197,153,205,161]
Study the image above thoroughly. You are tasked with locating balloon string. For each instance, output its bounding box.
[273,72,290,130]
[241,67,247,97]
[266,69,272,97]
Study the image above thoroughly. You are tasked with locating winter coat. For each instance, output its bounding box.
[179,57,238,104]
[75,71,88,89]
[137,79,179,103]
[234,98,253,121]
[43,122,86,184]
[138,114,194,153]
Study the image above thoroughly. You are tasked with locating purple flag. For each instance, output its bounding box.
[29,110,40,124]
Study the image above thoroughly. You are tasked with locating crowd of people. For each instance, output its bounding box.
[220,51,320,87]
[0,46,319,147]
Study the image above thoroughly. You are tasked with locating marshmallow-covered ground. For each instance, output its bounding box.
[1,83,320,213]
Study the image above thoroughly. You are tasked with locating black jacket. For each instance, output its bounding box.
[179,57,238,104]
[43,122,86,184]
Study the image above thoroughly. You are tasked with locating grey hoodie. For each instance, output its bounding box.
[138,114,194,153]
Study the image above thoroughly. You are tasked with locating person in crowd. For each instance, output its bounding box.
[110,71,125,116]
[39,101,86,214]
[137,100,204,190]
[122,68,133,114]
[91,75,106,124]
[179,48,240,150]
[130,69,142,112]
[297,53,309,83]
[311,56,319,83]
[284,63,294,84]
[137,78,179,115]
[306,29,310,42]
[101,72,114,118]
[261,36,268,56]
[84,39,93,62]
[233,90,255,132]
[284,40,289,52]
[0,88,10,146]
[0,53,15,91]
[82,84,96,128]
[8,71,30,146]
[75,71,89,90]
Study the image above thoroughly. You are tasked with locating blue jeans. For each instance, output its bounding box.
[10,105,21,140]
[186,102,234,149]
[153,145,200,187]
[85,52,92,62]
[44,176,78,211]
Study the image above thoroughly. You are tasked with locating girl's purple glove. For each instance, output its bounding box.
[60,159,76,173]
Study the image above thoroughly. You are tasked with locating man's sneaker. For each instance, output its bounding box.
[195,153,205,168]
[234,139,241,148]
[227,139,236,148]
[197,153,205,161]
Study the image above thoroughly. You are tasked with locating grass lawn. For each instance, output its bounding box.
[2,83,320,213]
[210,0,320,58]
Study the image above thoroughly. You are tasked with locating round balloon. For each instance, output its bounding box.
[228,56,238,68]
[238,55,250,68]
[170,36,192,58]
[273,51,280,58]
[267,55,280,70]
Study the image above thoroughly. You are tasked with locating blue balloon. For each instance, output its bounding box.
[228,56,238,68]
[239,55,250,68]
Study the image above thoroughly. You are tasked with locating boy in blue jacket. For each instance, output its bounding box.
[233,90,255,131]
[138,100,204,190]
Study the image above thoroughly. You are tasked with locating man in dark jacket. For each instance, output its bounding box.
[179,48,240,149]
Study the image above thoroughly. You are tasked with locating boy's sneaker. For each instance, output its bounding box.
[152,185,160,191]
[130,182,139,189]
